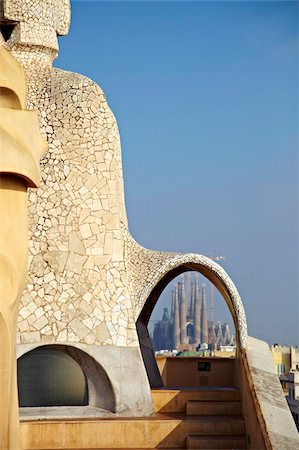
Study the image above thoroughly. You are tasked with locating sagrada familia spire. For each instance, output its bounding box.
[173,284,180,349]
[194,274,201,345]
[152,273,235,352]
[179,276,187,345]
[200,283,209,344]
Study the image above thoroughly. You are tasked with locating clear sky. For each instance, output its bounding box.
[56,1,298,345]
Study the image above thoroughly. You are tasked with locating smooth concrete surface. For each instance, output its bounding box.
[239,336,299,450]
[186,434,247,449]
[152,387,241,413]
[156,356,236,388]
[18,343,154,417]
[19,406,116,420]
[20,390,246,421]
[20,414,246,449]
[20,416,185,449]
[0,46,46,450]
[20,387,247,449]
[18,338,299,450]
[235,350,265,449]
[137,320,163,388]
[0,176,27,450]
[186,400,242,415]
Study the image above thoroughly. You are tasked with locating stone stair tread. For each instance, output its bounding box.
[187,434,247,449]
[21,412,244,422]
[187,400,241,404]
[21,387,246,450]
[189,434,246,437]
[186,400,242,416]
[157,412,245,421]
[152,388,241,414]
[152,386,239,392]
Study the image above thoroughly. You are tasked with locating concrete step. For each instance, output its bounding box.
[186,434,247,449]
[21,418,184,449]
[20,414,245,449]
[152,388,241,413]
[185,416,245,435]
[186,401,242,416]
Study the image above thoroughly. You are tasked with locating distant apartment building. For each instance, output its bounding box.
[151,273,235,352]
[287,371,299,430]
[270,345,292,376]
[270,345,299,376]
[270,344,299,430]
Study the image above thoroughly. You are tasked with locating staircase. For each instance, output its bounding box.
[20,387,247,449]
[152,387,247,449]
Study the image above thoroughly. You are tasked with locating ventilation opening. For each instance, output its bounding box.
[17,347,88,407]
[0,22,16,42]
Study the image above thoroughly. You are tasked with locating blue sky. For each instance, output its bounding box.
[56,1,298,345]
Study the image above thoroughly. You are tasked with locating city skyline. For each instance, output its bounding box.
[149,271,235,342]
[57,1,298,345]
[150,271,236,353]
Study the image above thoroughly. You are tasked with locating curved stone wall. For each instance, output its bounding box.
[3,0,247,354]
[124,230,248,349]
[2,0,247,417]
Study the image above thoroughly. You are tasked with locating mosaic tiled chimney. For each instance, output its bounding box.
[1,0,248,417]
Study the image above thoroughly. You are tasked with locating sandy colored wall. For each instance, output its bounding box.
[156,356,236,388]
[234,350,266,449]
[236,337,299,450]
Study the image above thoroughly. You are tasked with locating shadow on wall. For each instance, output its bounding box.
[17,344,116,412]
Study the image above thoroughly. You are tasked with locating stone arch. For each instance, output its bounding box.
[136,254,248,387]
[17,344,116,412]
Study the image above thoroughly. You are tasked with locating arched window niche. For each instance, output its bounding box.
[17,344,115,412]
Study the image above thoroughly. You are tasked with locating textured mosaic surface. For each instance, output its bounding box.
[245,337,299,449]
[124,229,248,348]
[1,0,248,349]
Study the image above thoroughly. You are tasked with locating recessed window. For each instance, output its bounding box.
[17,347,88,407]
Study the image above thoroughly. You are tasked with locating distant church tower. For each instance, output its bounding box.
[173,283,180,349]
[170,289,175,320]
[153,273,235,352]
[208,283,216,348]
[200,283,209,344]
[180,275,187,345]
[194,273,201,344]
[189,281,195,321]
[216,321,223,348]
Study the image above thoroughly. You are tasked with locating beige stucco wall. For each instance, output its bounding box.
[156,355,236,388]
[236,337,299,450]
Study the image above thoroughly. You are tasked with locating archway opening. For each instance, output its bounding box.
[136,265,238,388]
[150,272,236,356]
[18,346,88,407]
[17,344,116,412]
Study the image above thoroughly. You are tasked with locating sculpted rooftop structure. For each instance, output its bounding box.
[0,45,47,450]
[1,1,298,449]
[1,0,247,401]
